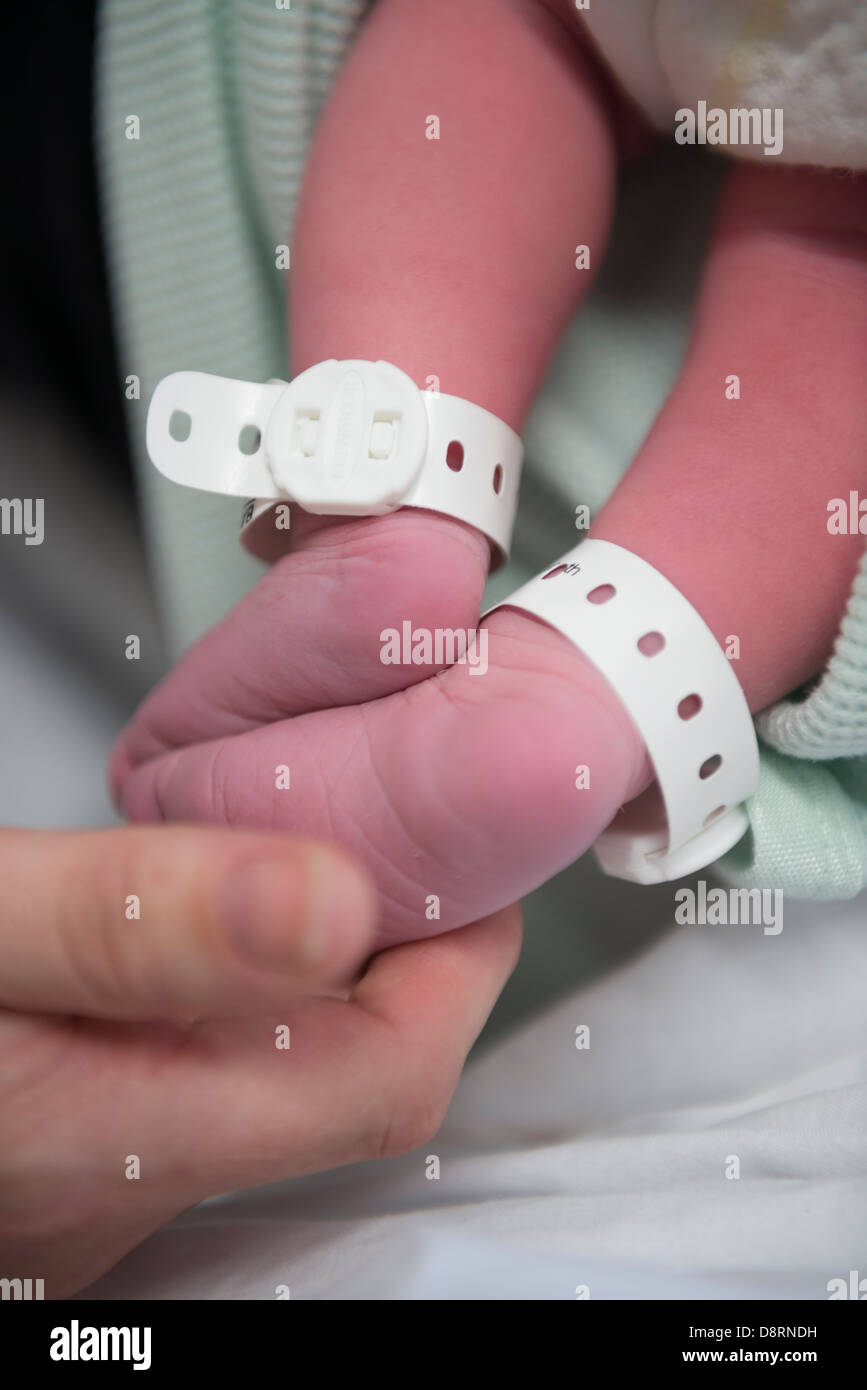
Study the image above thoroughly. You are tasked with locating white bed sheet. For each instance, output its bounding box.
[80,886,867,1301]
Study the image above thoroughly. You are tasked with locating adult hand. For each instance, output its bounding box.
[0,824,520,1296]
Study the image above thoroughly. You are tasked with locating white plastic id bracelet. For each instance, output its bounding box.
[488,539,760,884]
[145,360,522,565]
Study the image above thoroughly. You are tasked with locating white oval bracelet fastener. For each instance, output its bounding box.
[145,360,523,565]
[486,539,761,884]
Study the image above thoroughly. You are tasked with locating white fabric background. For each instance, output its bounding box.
[77,884,867,1300]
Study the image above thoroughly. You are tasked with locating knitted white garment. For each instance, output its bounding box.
[578,0,867,168]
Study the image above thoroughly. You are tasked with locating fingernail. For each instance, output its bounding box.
[220,853,374,973]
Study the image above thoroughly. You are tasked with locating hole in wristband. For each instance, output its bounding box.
[446,440,464,472]
[369,412,398,460]
[169,409,192,442]
[677,693,703,721]
[493,464,503,494]
[295,409,320,457]
[699,754,722,780]
[542,564,568,580]
[637,631,665,657]
[703,805,726,825]
[587,584,616,605]
[238,424,261,455]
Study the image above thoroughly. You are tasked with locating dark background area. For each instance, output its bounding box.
[0,3,163,829]
[1,1,131,495]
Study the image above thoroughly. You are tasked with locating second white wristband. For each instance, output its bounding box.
[486,539,760,884]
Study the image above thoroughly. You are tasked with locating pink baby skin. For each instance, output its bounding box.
[113,0,867,946]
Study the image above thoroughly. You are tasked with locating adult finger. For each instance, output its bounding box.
[0,825,377,1019]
